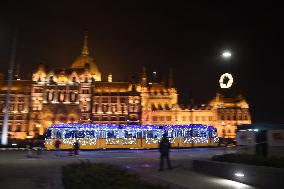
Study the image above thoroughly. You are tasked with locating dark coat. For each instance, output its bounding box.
[159,137,171,154]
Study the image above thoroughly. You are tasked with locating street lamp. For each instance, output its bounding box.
[222,50,232,59]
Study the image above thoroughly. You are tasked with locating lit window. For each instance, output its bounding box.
[195,116,199,121]
[166,116,171,121]
[227,115,231,120]
[152,116,157,121]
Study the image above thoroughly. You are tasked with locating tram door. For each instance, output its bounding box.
[176,129,183,147]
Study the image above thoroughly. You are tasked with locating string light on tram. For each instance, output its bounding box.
[44,123,219,147]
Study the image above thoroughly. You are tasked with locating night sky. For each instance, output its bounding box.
[0,1,283,123]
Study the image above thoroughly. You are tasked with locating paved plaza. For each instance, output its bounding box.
[0,147,257,189]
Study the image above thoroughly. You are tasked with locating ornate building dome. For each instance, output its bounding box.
[71,32,101,81]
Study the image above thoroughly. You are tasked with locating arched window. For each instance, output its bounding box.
[165,104,170,110]
[72,77,76,82]
[48,91,53,101]
[94,104,98,113]
[227,115,231,120]
[70,92,76,102]
[69,117,75,123]
[151,104,156,111]
[59,92,65,102]
[49,76,54,82]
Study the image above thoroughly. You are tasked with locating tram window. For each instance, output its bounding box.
[124,130,135,138]
[163,131,168,136]
[141,131,147,138]
[185,130,191,138]
[196,130,202,137]
[200,131,207,137]
[76,131,86,138]
[189,129,193,137]
[176,130,182,137]
[107,131,117,138]
[65,130,76,138]
[46,129,52,139]
[85,130,95,137]
[208,130,213,138]
[191,130,197,137]
[147,131,153,138]
[55,130,62,139]
[147,130,157,138]
[168,130,174,138]
[137,131,142,138]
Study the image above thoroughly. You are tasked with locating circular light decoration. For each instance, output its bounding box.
[219,73,233,88]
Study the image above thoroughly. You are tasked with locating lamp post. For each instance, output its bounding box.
[220,50,238,142]
[1,31,17,145]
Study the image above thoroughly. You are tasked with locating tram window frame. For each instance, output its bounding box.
[99,130,107,138]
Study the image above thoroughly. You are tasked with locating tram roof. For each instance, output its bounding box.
[48,123,215,130]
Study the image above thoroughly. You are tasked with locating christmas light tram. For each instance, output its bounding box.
[44,124,219,150]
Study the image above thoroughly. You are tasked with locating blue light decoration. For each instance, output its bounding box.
[44,123,219,146]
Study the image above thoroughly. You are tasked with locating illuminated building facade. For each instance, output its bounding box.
[147,93,251,139]
[0,33,251,140]
[0,80,31,139]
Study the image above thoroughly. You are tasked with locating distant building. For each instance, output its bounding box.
[0,33,251,140]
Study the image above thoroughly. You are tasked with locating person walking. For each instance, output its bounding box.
[158,133,172,171]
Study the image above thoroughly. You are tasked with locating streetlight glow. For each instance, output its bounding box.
[234,172,245,177]
[222,51,232,58]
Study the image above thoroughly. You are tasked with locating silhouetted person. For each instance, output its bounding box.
[159,133,172,171]
[255,130,268,157]
[26,139,32,158]
[73,140,80,156]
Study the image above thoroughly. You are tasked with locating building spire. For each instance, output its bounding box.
[81,31,89,56]
[168,67,174,88]
[141,67,147,87]
[14,64,20,80]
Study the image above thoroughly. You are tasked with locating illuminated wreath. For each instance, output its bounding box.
[219,73,233,88]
